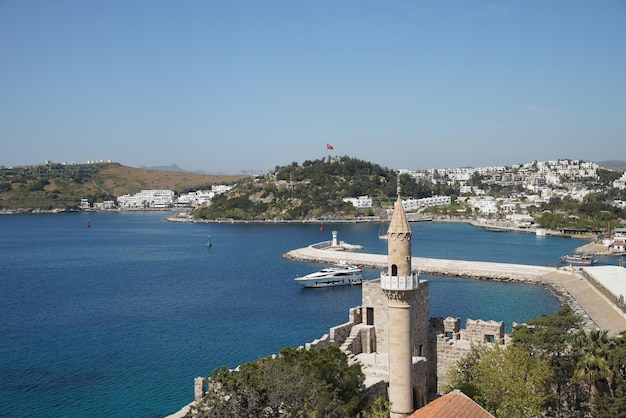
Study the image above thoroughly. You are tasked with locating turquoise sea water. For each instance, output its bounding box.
[0,213,584,417]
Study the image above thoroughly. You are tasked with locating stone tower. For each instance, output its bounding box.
[380,183,420,418]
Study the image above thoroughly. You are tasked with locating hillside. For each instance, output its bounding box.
[193,157,457,221]
[0,162,245,211]
[94,165,244,196]
[597,160,626,173]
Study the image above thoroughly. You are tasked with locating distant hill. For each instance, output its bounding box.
[597,160,626,173]
[139,164,186,172]
[139,164,261,176]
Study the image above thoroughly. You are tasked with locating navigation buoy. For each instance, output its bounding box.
[206,235,212,247]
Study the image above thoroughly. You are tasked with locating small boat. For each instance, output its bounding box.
[560,254,597,265]
[295,263,363,288]
[378,221,388,240]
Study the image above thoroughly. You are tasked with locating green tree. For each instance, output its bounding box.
[447,343,553,418]
[511,304,585,415]
[573,329,614,400]
[357,397,390,418]
[512,304,581,361]
[589,331,626,417]
[189,346,365,418]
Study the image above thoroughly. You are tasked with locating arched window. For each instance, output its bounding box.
[391,264,398,276]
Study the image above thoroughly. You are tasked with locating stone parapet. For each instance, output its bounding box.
[380,272,419,292]
[461,319,504,344]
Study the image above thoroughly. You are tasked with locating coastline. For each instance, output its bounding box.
[0,208,609,243]
[167,243,626,418]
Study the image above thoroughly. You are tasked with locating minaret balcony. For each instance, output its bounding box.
[380,272,419,292]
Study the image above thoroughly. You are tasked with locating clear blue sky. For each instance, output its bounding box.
[1,1,625,174]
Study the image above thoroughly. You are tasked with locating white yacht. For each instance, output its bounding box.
[294,263,363,288]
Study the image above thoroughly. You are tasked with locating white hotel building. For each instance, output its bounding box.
[402,195,451,211]
[343,195,373,209]
[117,190,175,209]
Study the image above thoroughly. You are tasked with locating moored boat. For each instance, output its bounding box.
[560,254,598,265]
[295,263,363,288]
[378,221,388,240]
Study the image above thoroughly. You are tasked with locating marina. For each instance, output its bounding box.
[285,239,626,336]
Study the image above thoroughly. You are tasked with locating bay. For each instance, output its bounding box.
[0,212,579,417]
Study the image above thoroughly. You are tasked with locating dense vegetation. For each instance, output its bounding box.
[447,305,626,417]
[187,346,369,418]
[193,157,456,221]
[530,193,626,233]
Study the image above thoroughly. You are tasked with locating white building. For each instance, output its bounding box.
[505,214,535,227]
[176,190,216,207]
[93,200,116,210]
[343,195,373,209]
[466,196,498,215]
[402,195,451,212]
[117,190,175,208]
[613,172,626,190]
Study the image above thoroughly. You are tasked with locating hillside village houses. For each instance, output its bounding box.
[398,159,614,216]
[83,159,625,217]
[79,185,234,210]
[115,185,233,209]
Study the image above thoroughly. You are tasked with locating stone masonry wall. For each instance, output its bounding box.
[361,279,389,352]
[460,319,504,344]
[429,317,507,393]
[361,278,430,356]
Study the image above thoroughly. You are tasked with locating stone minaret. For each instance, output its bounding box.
[380,182,419,418]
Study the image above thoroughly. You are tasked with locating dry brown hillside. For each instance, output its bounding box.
[94,165,246,196]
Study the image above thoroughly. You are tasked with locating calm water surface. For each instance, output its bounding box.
[0,213,584,417]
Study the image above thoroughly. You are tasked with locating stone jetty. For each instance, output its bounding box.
[284,241,555,282]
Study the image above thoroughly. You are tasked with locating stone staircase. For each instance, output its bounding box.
[340,325,363,357]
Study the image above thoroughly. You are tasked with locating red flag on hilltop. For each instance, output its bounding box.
[326,143,334,150]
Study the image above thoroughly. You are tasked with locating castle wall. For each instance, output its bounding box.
[461,319,505,344]
[429,317,506,393]
[362,279,389,351]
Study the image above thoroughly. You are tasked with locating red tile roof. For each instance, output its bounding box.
[407,390,494,418]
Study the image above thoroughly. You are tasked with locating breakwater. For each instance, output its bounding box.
[284,241,556,282]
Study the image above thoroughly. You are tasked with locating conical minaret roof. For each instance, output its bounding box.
[388,185,411,235]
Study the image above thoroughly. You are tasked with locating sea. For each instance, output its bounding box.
[0,212,600,417]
